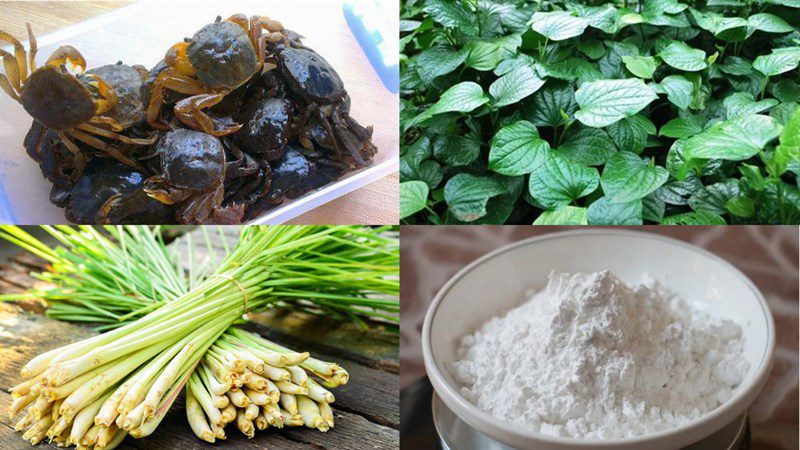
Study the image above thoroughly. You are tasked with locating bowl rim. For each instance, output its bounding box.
[421,229,776,448]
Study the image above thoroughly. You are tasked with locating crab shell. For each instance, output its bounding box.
[233,97,293,160]
[21,65,96,130]
[66,158,172,224]
[156,129,225,191]
[87,63,147,128]
[187,21,258,90]
[277,47,346,104]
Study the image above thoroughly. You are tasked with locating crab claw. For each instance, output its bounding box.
[45,45,86,72]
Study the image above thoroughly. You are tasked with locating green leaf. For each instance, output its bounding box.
[489,65,545,107]
[533,206,588,225]
[690,9,749,42]
[400,158,443,190]
[660,117,703,138]
[657,75,694,109]
[408,82,488,128]
[528,153,600,209]
[488,121,550,176]
[574,78,658,128]
[723,92,778,118]
[753,47,800,77]
[725,196,756,218]
[771,106,800,177]
[622,55,659,79]
[718,56,753,76]
[688,179,740,215]
[422,0,478,35]
[747,13,795,34]
[607,115,656,154]
[400,181,429,219]
[465,40,504,71]
[444,174,506,222]
[684,114,783,161]
[433,134,481,166]
[528,82,577,128]
[658,42,707,72]
[661,211,727,225]
[771,79,800,103]
[642,194,665,222]
[601,151,669,203]
[587,197,643,225]
[416,47,469,83]
[557,127,617,166]
[530,11,589,41]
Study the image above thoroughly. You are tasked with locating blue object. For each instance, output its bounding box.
[0,184,17,224]
[343,1,399,94]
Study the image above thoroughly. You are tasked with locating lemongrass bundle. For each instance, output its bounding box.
[184,328,346,441]
[6,225,396,447]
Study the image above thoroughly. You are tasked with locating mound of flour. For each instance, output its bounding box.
[452,271,749,439]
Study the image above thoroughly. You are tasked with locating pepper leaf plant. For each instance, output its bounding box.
[400,0,800,224]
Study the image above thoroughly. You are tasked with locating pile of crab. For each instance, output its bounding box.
[0,15,377,224]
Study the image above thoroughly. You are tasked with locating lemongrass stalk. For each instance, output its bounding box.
[141,325,221,420]
[43,360,116,401]
[243,371,268,390]
[236,408,254,438]
[306,378,335,403]
[287,365,308,388]
[281,409,303,426]
[227,388,250,408]
[211,393,229,409]
[14,414,32,431]
[8,391,35,417]
[280,393,298,415]
[220,334,289,367]
[96,375,138,427]
[204,354,235,386]
[255,411,268,430]
[220,403,237,424]
[23,415,53,441]
[186,384,215,443]
[211,423,226,440]
[263,402,282,425]
[297,395,326,430]
[244,388,270,406]
[28,395,52,420]
[98,428,128,450]
[275,380,308,396]
[187,373,223,426]
[264,379,281,403]
[11,375,43,397]
[80,423,101,446]
[245,403,259,420]
[239,371,253,384]
[217,343,265,373]
[199,363,229,396]
[318,401,335,428]
[95,423,119,447]
[60,343,165,420]
[261,364,290,382]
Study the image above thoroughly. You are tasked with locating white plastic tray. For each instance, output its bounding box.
[0,0,399,224]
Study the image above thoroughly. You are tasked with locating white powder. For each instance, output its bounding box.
[452,271,749,439]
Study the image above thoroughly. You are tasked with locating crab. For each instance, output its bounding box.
[146,14,287,137]
[273,45,377,168]
[233,95,295,160]
[65,158,173,224]
[0,24,156,168]
[143,129,243,224]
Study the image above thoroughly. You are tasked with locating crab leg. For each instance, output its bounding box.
[0,74,20,102]
[174,92,241,137]
[67,128,145,171]
[45,45,86,72]
[58,132,88,174]
[90,116,126,131]
[26,23,37,72]
[0,49,21,92]
[86,73,119,114]
[146,69,206,129]
[0,29,28,81]
[77,123,158,146]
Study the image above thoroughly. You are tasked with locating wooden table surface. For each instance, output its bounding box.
[0,228,399,449]
[0,1,399,226]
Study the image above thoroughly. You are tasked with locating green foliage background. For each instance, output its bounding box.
[400,0,800,224]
